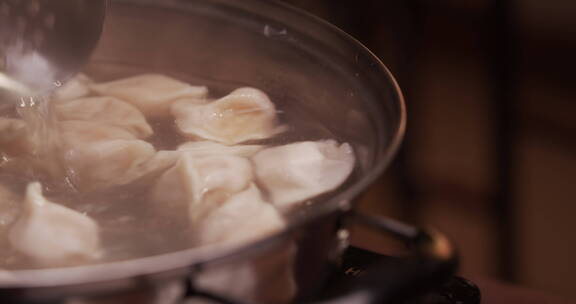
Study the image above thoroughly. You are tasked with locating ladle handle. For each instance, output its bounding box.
[316,212,459,304]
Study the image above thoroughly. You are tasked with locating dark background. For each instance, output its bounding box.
[281,0,576,301]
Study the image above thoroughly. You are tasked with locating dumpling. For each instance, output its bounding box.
[172,87,284,145]
[0,118,60,176]
[190,185,292,304]
[150,153,253,222]
[91,74,208,117]
[0,120,138,181]
[58,120,160,190]
[52,74,92,101]
[177,141,263,158]
[59,120,137,145]
[64,139,156,190]
[114,150,180,186]
[194,243,297,304]
[185,155,254,220]
[54,96,153,138]
[8,182,100,265]
[192,184,285,246]
[252,140,355,208]
[0,118,65,177]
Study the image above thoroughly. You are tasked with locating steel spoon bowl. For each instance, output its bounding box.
[0,0,106,96]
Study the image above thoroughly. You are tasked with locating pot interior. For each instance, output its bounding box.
[0,0,404,289]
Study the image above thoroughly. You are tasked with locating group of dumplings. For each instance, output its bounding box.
[0,73,355,267]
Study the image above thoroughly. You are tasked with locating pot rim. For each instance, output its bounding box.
[0,0,406,288]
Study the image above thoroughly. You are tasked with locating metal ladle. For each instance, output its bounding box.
[0,0,106,98]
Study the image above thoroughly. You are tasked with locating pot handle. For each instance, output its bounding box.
[317,212,459,304]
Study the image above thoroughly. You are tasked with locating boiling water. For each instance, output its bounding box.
[0,62,340,270]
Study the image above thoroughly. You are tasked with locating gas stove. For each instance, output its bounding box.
[323,246,481,304]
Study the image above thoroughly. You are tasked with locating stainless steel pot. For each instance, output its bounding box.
[0,1,456,303]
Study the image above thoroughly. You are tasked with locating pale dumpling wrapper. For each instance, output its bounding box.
[59,120,137,145]
[151,153,253,222]
[177,141,263,158]
[192,184,285,246]
[114,150,180,186]
[172,87,284,145]
[8,182,100,265]
[192,186,293,303]
[91,74,208,117]
[65,139,156,190]
[194,242,297,304]
[1,118,60,176]
[58,119,166,190]
[54,96,153,138]
[253,140,355,208]
[0,118,73,178]
[59,121,139,187]
[52,74,92,101]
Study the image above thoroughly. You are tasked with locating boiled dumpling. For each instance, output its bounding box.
[59,120,137,146]
[252,140,355,208]
[0,118,63,177]
[52,74,92,101]
[91,74,208,117]
[64,139,156,190]
[192,184,285,246]
[114,150,180,186]
[59,120,158,190]
[54,96,153,138]
[0,118,57,176]
[8,182,100,265]
[194,243,297,304]
[151,153,253,222]
[172,87,284,145]
[190,185,292,303]
[177,141,263,158]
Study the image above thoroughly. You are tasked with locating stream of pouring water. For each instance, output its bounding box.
[0,68,76,192]
[16,94,75,188]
